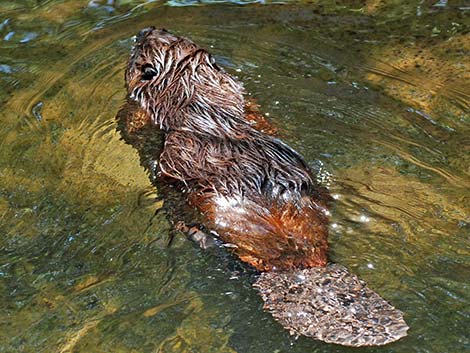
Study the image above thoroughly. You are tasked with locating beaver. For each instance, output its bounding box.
[119,27,408,346]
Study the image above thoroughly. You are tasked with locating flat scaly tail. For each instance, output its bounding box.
[254,264,409,347]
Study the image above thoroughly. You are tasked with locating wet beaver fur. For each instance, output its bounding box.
[124,27,330,272]
[119,27,408,346]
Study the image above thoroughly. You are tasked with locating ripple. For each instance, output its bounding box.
[0,2,469,353]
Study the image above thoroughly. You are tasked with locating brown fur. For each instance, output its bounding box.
[124,27,330,271]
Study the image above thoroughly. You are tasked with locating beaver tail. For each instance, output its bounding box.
[254,264,408,347]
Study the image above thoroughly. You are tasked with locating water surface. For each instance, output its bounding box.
[0,1,469,353]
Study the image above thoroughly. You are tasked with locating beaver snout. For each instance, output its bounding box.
[135,27,170,43]
[136,26,155,42]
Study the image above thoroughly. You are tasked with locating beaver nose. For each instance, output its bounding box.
[136,26,156,42]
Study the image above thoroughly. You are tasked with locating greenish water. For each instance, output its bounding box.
[0,1,469,352]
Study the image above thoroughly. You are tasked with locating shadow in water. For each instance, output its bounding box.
[115,97,256,275]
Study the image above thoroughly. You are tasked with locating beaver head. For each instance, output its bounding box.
[125,27,245,134]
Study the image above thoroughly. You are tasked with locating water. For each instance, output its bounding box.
[0,1,469,352]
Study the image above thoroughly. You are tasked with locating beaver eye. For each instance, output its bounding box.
[141,64,158,81]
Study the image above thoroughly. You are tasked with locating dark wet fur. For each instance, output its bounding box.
[122,27,330,271]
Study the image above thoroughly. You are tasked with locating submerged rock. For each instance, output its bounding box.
[254,264,408,347]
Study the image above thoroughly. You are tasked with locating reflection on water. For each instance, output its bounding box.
[0,1,469,352]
